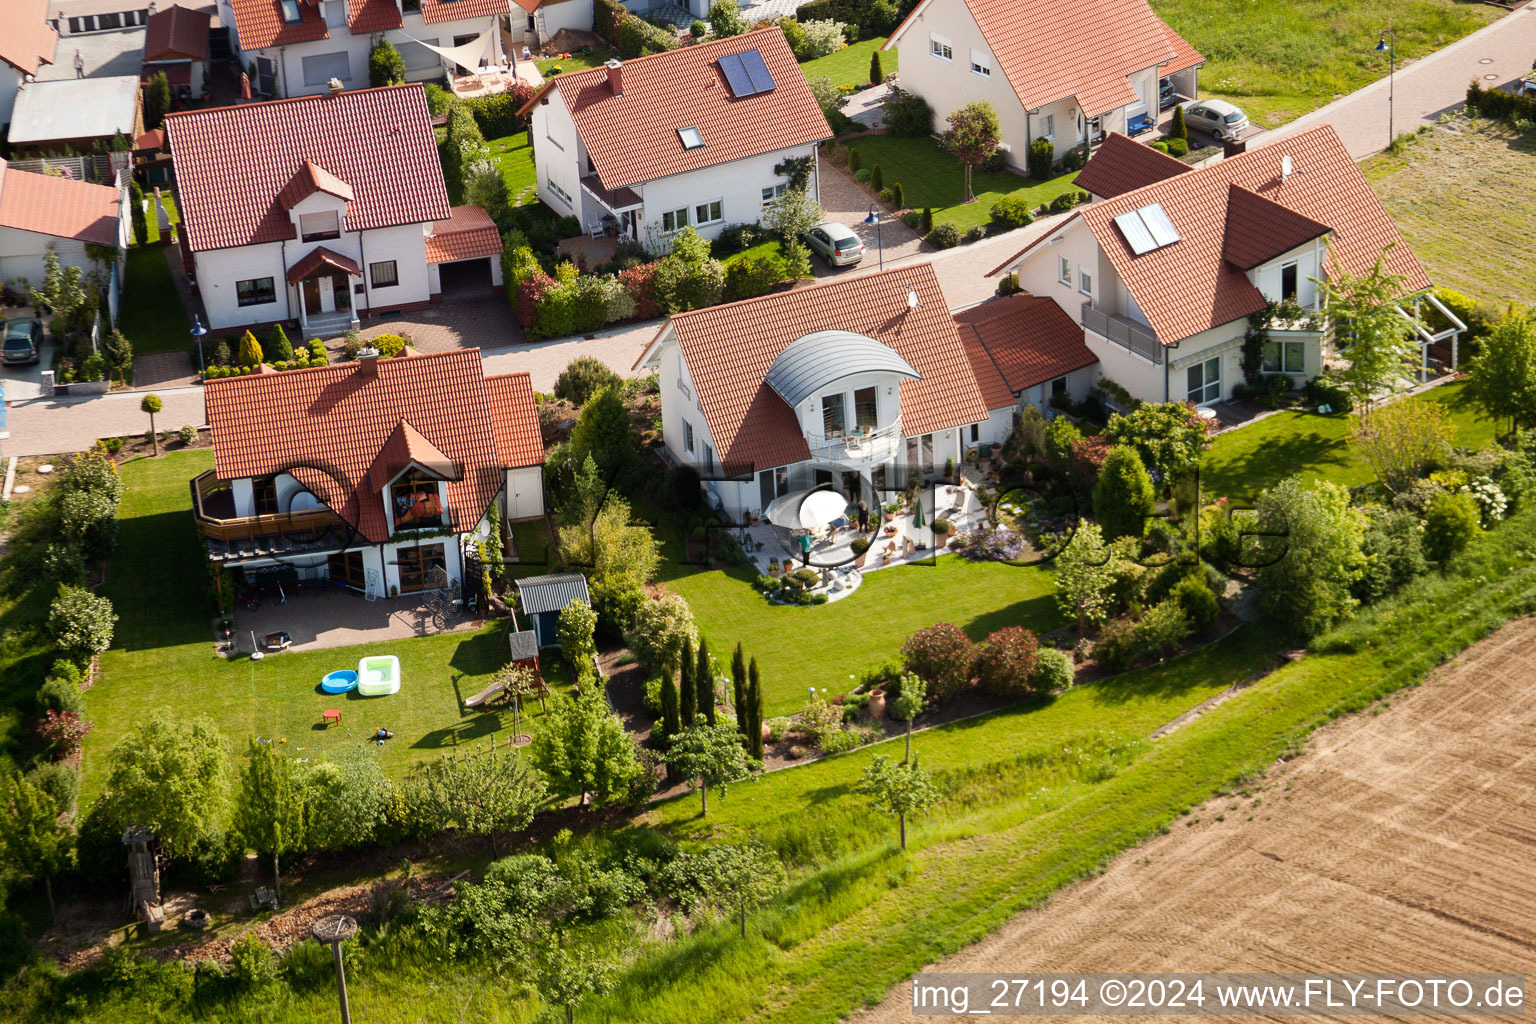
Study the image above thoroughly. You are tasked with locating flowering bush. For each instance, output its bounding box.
[953,524,1027,561]
[901,623,976,700]
[38,709,92,759]
[1463,476,1507,527]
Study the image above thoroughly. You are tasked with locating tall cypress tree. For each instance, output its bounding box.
[696,638,715,726]
[679,636,697,728]
[660,671,681,741]
[731,642,748,735]
[746,658,764,760]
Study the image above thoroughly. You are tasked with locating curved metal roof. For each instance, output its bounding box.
[764,330,921,408]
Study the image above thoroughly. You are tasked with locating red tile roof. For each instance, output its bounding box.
[656,264,992,476]
[135,128,166,153]
[486,372,545,468]
[1158,21,1205,75]
[285,245,361,284]
[538,27,831,191]
[203,349,540,544]
[1063,125,1431,345]
[888,0,1177,116]
[955,295,1097,393]
[365,419,457,493]
[227,0,329,50]
[1073,132,1192,200]
[419,0,511,23]
[277,160,356,210]
[145,3,212,62]
[957,328,1013,411]
[1221,183,1331,270]
[165,84,450,253]
[0,0,57,76]
[425,205,504,264]
[348,0,403,33]
[0,161,121,246]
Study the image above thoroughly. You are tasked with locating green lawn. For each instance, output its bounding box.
[537,49,615,77]
[1154,0,1500,129]
[1200,379,1495,500]
[1364,118,1536,310]
[842,135,1081,231]
[487,131,538,206]
[80,452,572,801]
[719,239,782,268]
[116,247,191,356]
[800,37,895,90]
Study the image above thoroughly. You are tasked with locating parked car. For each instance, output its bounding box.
[1159,77,1178,110]
[1519,70,1536,97]
[1,317,42,366]
[1179,99,1249,141]
[804,221,865,267]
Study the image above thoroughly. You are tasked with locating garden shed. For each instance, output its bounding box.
[515,573,590,648]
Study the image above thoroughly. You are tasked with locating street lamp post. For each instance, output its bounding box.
[864,203,884,271]
[190,313,209,380]
[1376,29,1396,148]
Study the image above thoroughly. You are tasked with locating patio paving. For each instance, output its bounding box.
[227,585,486,655]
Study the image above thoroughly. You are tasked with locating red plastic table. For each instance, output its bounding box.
[321,709,342,726]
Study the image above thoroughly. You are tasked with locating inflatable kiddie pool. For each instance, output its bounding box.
[357,655,401,696]
[320,669,358,694]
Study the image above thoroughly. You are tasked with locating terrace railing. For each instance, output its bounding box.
[191,470,345,544]
[805,417,903,464]
[1082,301,1163,364]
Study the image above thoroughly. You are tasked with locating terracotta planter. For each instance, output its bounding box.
[853,549,869,567]
[935,531,950,549]
[760,720,773,742]
[867,688,886,719]
[884,525,897,536]
[884,512,895,522]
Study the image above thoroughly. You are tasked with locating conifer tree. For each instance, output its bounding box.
[679,636,697,728]
[746,657,764,760]
[695,638,715,725]
[660,672,681,741]
[731,642,748,734]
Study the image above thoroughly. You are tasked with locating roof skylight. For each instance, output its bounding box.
[678,126,704,150]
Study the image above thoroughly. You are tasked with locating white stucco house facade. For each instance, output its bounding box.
[990,126,1454,408]
[635,263,1021,522]
[0,0,59,133]
[0,159,130,318]
[521,26,831,247]
[164,82,502,333]
[883,0,1203,169]
[196,347,545,601]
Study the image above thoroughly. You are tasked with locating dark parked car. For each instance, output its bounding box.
[1,317,42,366]
[1159,77,1178,110]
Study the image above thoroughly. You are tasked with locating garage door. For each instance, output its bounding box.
[301,51,352,86]
[439,258,493,298]
[398,39,440,72]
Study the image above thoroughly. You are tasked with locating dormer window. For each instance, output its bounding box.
[279,0,302,24]
[392,471,444,529]
[678,126,704,150]
[300,210,340,242]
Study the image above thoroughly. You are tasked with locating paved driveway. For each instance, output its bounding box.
[0,310,55,402]
[815,158,926,277]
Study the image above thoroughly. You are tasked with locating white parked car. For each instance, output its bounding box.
[1179,98,1250,141]
[804,221,865,267]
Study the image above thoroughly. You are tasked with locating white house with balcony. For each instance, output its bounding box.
[990,126,1457,407]
[883,0,1203,169]
[196,347,545,600]
[520,26,830,246]
[220,0,548,99]
[636,263,1016,521]
[165,83,503,333]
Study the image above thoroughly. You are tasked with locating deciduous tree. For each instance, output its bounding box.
[234,739,304,907]
[660,840,786,937]
[855,753,939,850]
[1347,396,1455,494]
[890,672,925,761]
[368,39,407,87]
[557,599,598,674]
[530,685,641,807]
[140,393,162,455]
[103,710,232,857]
[1053,519,1117,632]
[301,749,392,850]
[1463,311,1536,436]
[535,941,618,1024]
[667,721,760,815]
[1319,246,1417,410]
[409,743,547,854]
[941,101,1001,203]
[1254,477,1366,638]
[1103,402,1213,486]
[0,772,72,924]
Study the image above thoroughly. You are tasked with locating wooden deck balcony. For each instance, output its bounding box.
[191,470,350,560]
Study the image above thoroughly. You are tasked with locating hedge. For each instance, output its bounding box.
[615,13,678,57]
[1465,78,1536,124]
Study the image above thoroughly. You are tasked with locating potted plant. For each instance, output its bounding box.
[883,523,898,537]
[883,501,898,522]
[769,557,781,577]
[944,456,956,482]
[933,518,953,549]
[851,536,870,567]
[867,687,886,719]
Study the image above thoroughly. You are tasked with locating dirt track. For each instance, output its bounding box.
[864,617,1536,1022]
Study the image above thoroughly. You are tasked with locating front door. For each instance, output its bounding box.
[303,277,323,317]
[332,271,351,313]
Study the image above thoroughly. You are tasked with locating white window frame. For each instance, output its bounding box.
[929,34,953,62]
[1040,113,1055,140]
[300,51,352,86]
[548,178,572,207]
[694,199,724,226]
[678,126,705,150]
[1058,256,1071,284]
[761,182,789,207]
[662,207,689,234]
[1280,260,1299,300]
[1078,267,1093,297]
[969,49,991,78]
[1262,339,1306,374]
[1050,375,1069,397]
[683,420,695,453]
[1187,355,1222,405]
[299,210,340,242]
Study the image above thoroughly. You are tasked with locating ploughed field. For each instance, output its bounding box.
[864,617,1536,1022]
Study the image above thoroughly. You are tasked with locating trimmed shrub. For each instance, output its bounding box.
[921,206,933,233]
[1135,598,1192,658]
[869,48,882,85]
[237,330,262,367]
[854,167,872,183]
[926,223,961,249]
[1170,104,1188,141]
[1049,188,1086,212]
[974,626,1041,698]
[1027,137,1054,181]
[990,195,1034,230]
[1165,137,1189,157]
[690,19,707,38]
[1171,573,1221,631]
[1423,490,1479,563]
[614,13,678,57]
[869,164,883,191]
[900,623,976,701]
[848,147,862,173]
[889,181,904,209]
[725,253,785,300]
[554,356,622,406]
[368,40,406,87]
[882,85,933,137]
[37,676,85,715]
[269,324,294,362]
[1091,618,1138,672]
[1093,445,1155,540]
[963,224,987,244]
[1033,647,1074,692]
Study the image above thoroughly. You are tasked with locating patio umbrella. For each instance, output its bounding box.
[911,495,926,531]
[764,489,848,530]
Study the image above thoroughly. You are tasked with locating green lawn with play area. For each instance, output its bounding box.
[799,36,894,91]
[486,131,539,205]
[842,135,1082,231]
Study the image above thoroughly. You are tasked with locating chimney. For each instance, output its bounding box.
[327,77,344,95]
[1223,138,1247,159]
[604,58,623,97]
[357,346,381,378]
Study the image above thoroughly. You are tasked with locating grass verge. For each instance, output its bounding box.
[799,37,895,90]
[116,248,191,356]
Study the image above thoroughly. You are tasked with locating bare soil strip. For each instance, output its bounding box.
[862,617,1536,1022]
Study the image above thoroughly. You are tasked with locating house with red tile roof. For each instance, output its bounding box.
[883,0,1203,167]
[955,295,1098,411]
[195,347,545,597]
[144,3,212,98]
[0,0,58,133]
[634,263,1018,520]
[990,124,1456,408]
[219,0,564,100]
[520,27,831,247]
[164,83,503,332]
[0,159,130,317]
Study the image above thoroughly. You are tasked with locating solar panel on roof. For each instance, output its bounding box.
[1114,210,1157,255]
[1139,202,1180,247]
[739,49,776,93]
[718,53,756,97]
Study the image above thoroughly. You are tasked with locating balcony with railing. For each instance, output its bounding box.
[805,417,903,464]
[1081,301,1164,365]
[192,470,350,562]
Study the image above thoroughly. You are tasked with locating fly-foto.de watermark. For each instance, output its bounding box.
[909,973,1526,1015]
